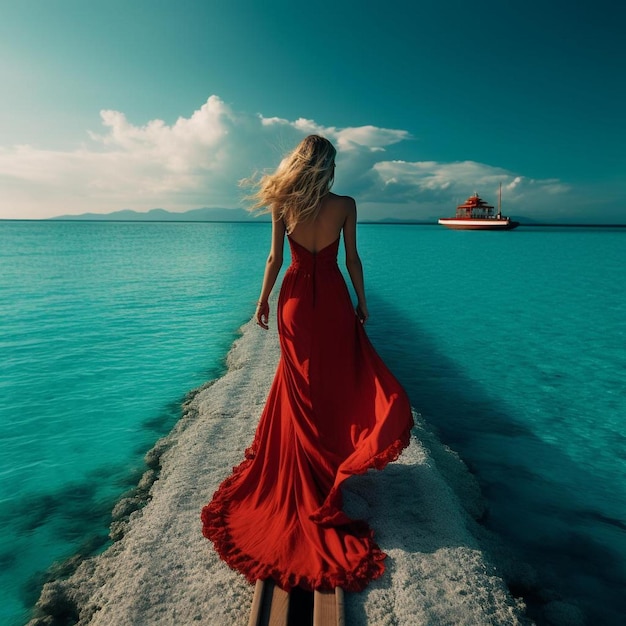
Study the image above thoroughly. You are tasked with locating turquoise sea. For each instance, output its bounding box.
[0,221,624,625]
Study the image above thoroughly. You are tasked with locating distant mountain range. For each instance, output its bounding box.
[50,207,267,222]
[48,208,617,226]
[50,207,441,223]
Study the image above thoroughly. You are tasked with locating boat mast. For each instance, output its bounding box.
[497,182,502,218]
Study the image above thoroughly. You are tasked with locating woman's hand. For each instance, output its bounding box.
[256,301,270,330]
[356,303,369,324]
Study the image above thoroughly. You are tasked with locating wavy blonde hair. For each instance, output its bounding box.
[245,135,336,232]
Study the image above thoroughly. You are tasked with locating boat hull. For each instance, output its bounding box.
[438,218,519,230]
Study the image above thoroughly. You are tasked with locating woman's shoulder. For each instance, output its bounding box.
[327,192,356,209]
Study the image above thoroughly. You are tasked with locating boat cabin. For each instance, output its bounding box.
[455,193,499,219]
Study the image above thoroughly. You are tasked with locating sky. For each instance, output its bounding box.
[0,0,624,222]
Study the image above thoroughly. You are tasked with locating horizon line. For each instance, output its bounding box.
[2,219,626,228]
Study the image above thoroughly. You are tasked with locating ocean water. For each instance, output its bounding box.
[0,221,624,625]
[358,224,626,624]
[0,221,269,625]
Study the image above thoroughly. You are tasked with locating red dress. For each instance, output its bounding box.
[201,236,413,591]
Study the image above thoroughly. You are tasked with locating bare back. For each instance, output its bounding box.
[258,190,366,328]
[288,193,354,254]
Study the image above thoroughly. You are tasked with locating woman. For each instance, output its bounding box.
[201,135,413,592]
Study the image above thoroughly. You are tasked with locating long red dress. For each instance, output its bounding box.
[201,236,413,592]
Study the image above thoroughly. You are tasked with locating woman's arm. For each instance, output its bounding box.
[342,198,369,323]
[256,208,286,329]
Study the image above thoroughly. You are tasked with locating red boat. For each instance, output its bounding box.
[438,185,519,230]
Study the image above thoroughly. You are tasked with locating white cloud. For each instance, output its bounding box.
[0,95,570,220]
[367,159,570,212]
[260,116,410,152]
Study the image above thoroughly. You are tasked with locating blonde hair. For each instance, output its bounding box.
[245,135,336,232]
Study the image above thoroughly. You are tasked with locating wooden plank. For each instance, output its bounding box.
[248,580,265,626]
[313,589,337,626]
[267,581,290,626]
[335,587,345,626]
[248,579,291,626]
[313,588,345,626]
[251,580,345,626]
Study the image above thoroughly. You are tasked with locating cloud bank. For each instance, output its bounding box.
[0,95,569,220]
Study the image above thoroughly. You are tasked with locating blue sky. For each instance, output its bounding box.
[0,0,624,222]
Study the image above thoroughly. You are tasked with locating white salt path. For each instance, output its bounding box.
[32,318,527,625]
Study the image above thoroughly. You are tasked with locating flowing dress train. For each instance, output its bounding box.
[201,236,414,591]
